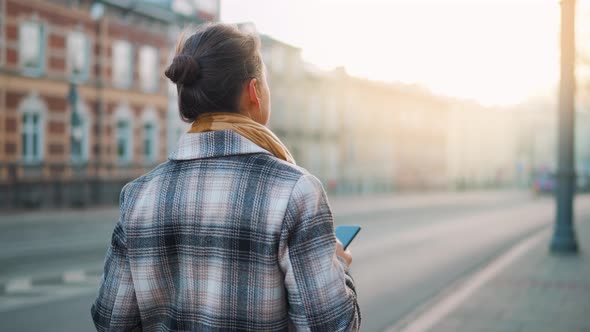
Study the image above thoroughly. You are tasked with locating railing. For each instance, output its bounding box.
[0,161,158,209]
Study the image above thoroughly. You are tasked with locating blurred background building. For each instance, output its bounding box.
[0,0,219,208]
[1,0,590,209]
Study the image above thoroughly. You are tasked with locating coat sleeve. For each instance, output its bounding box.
[279,174,361,332]
[91,185,142,332]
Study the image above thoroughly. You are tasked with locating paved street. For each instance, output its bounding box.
[0,191,588,331]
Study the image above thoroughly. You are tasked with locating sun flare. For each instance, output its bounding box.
[222,0,564,106]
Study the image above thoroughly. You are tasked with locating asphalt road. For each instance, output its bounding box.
[0,191,588,332]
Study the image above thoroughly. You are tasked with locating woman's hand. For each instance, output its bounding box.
[336,239,353,266]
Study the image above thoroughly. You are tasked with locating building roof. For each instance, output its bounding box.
[99,0,210,24]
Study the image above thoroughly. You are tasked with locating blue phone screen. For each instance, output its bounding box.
[335,225,361,250]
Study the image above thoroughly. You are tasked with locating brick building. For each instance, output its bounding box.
[0,0,218,208]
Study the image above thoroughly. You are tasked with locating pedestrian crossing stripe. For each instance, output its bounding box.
[0,269,103,312]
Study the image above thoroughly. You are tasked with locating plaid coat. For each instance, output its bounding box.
[91,130,361,331]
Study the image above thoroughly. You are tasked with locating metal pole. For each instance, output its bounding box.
[92,11,105,204]
[96,19,103,174]
[550,0,578,254]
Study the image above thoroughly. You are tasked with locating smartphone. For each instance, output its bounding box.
[335,225,361,250]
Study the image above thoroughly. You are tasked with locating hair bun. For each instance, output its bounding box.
[165,54,200,85]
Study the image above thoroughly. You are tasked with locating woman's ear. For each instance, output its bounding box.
[248,78,261,109]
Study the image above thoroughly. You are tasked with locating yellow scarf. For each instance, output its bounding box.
[188,112,296,165]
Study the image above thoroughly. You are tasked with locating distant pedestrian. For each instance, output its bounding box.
[91,23,360,331]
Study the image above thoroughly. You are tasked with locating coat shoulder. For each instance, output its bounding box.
[119,154,318,205]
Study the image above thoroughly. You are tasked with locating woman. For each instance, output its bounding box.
[91,23,360,332]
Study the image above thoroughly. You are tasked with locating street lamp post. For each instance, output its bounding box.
[550,0,579,254]
[90,2,105,202]
[68,82,81,158]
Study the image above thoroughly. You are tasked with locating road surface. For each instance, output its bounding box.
[0,191,588,331]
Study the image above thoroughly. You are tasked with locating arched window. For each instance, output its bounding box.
[70,99,89,163]
[19,92,46,163]
[142,107,159,164]
[115,104,133,164]
[166,81,189,154]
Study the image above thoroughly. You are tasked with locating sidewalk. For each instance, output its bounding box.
[421,217,590,332]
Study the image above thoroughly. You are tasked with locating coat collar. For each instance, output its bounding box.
[168,130,273,161]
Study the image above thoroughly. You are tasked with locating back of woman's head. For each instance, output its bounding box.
[165,23,263,122]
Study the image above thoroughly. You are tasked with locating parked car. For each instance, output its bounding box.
[533,171,590,194]
[532,171,555,194]
[577,173,590,192]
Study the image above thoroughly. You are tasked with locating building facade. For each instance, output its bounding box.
[3,6,567,209]
[0,0,218,208]
[258,30,449,194]
[446,101,521,189]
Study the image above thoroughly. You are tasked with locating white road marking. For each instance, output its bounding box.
[0,285,97,312]
[387,228,549,332]
[4,278,32,293]
[63,270,86,283]
[0,269,103,312]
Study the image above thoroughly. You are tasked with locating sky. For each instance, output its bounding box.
[220,0,567,106]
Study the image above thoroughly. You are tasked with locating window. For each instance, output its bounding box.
[112,40,133,88]
[67,31,90,82]
[166,92,188,155]
[19,92,46,163]
[142,107,158,164]
[19,21,45,75]
[195,0,218,15]
[270,88,286,128]
[347,140,355,162]
[345,94,358,127]
[70,101,89,163]
[143,123,155,162]
[22,113,40,161]
[327,144,340,179]
[309,144,322,175]
[115,105,133,164]
[171,0,194,16]
[261,46,272,66]
[117,120,132,163]
[271,45,285,73]
[325,97,338,131]
[139,46,159,92]
[308,95,321,131]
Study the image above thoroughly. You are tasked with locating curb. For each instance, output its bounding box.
[386,226,550,332]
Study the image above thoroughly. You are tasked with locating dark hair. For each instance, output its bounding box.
[164,23,263,122]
